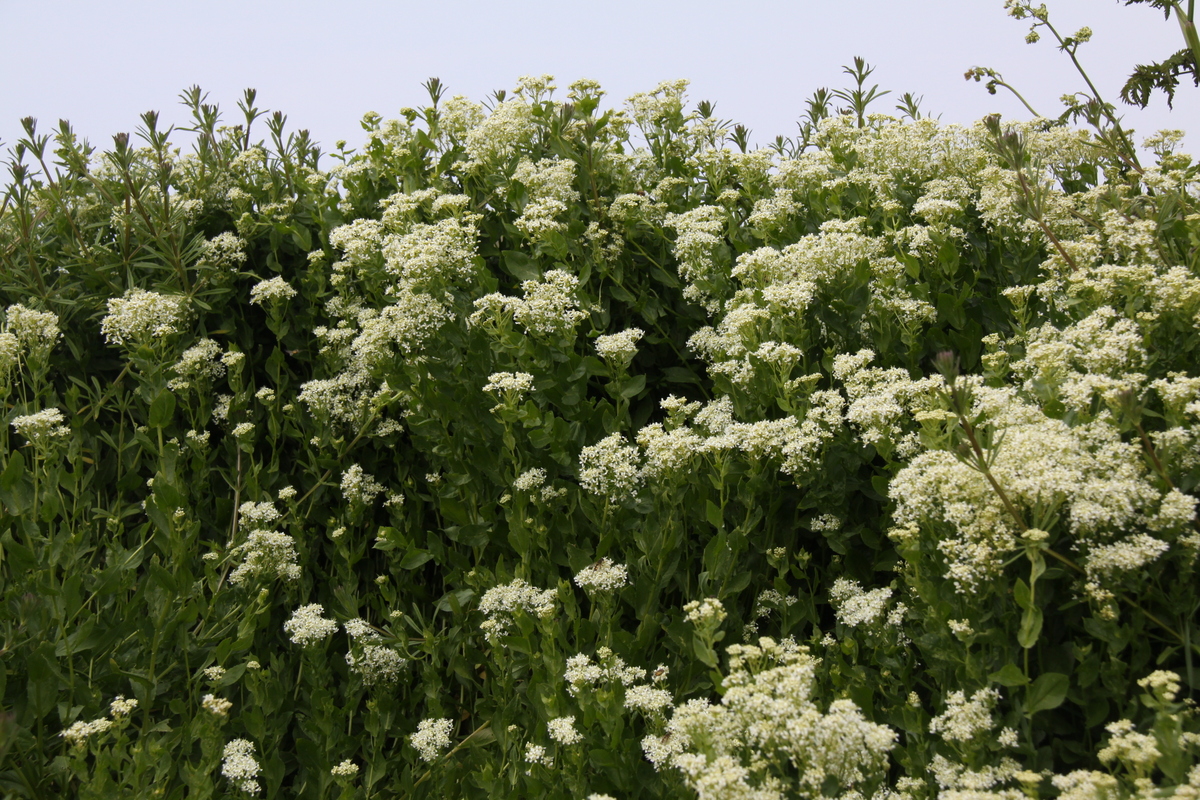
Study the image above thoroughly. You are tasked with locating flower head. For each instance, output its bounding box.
[221,739,261,794]
[284,604,338,646]
[409,718,455,762]
[100,289,188,345]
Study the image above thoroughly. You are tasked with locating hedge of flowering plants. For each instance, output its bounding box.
[5,4,1200,798]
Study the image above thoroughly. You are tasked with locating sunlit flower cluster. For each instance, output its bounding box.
[478,578,557,643]
[11,408,70,447]
[409,717,455,761]
[512,157,577,241]
[579,433,643,501]
[100,289,188,345]
[221,738,261,794]
[829,579,895,628]
[929,688,1001,742]
[228,532,301,584]
[345,644,407,685]
[284,604,339,646]
[341,464,384,506]
[564,647,648,697]
[248,276,297,306]
[648,637,895,797]
[573,558,629,593]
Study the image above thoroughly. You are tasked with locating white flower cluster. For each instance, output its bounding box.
[478,578,557,643]
[683,597,726,627]
[201,231,247,270]
[525,742,554,768]
[202,694,233,717]
[829,578,895,628]
[646,637,896,797]
[284,604,338,646]
[409,717,455,762]
[513,468,546,492]
[100,289,188,345]
[928,688,1000,743]
[594,327,644,369]
[349,289,455,367]
[635,392,845,481]
[329,218,384,271]
[1012,307,1147,414]
[61,717,113,746]
[109,695,138,717]
[889,386,1177,593]
[1138,669,1181,702]
[11,408,70,447]
[381,217,479,289]
[345,644,407,685]
[624,684,674,714]
[834,348,942,459]
[248,276,297,306]
[477,269,588,337]
[341,464,384,506]
[330,759,359,778]
[3,303,60,365]
[512,157,578,241]
[483,371,534,401]
[464,98,535,169]
[579,433,643,501]
[170,338,226,390]
[1098,719,1161,770]
[221,738,261,794]
[547,715,583,745]
[666,205,726,309]
[238,501,281,531]
[564,647,648,697]
[573,558,629,593]
[228,532,301,585]
[0,332,17,379]
[1084,534,1169,577]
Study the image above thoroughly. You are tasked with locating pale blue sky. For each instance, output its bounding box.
[1,0,1196,160]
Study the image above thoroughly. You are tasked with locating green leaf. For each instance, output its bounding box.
[149,390,176,428]
[1018,606,1043,649]
[705,500,724,531]
[692,633,718,668]
[0,452,30,515]
[1013,578,1031,610]
[662,366,702,385]
[290,224,312,252]
[400,549,434,570]
[501,250,540,282]
[619,373,647,399]
[1025,672,1069,714]
[989,663,1029,687]
[1028,550,1046,582]
[25,643,59,718]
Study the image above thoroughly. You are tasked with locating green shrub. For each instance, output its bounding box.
[3,12,1200,798]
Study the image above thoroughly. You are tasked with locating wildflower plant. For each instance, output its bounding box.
[5,8,1200,796]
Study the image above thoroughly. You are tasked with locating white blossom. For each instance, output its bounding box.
[221,739,261,794]
[11,408,70,446]
[248,276,297,306]
[101,289,188,345]
[409,718,455,762]
[573,558,629,593]
[284,604,338,646]
[478,578,557,643]
[547,715,583,745]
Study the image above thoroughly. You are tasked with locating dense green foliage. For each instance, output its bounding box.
[3,9,1200,799]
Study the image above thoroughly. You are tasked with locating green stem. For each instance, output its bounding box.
[1170,1,1200,81]
[1013,169,1079,272]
